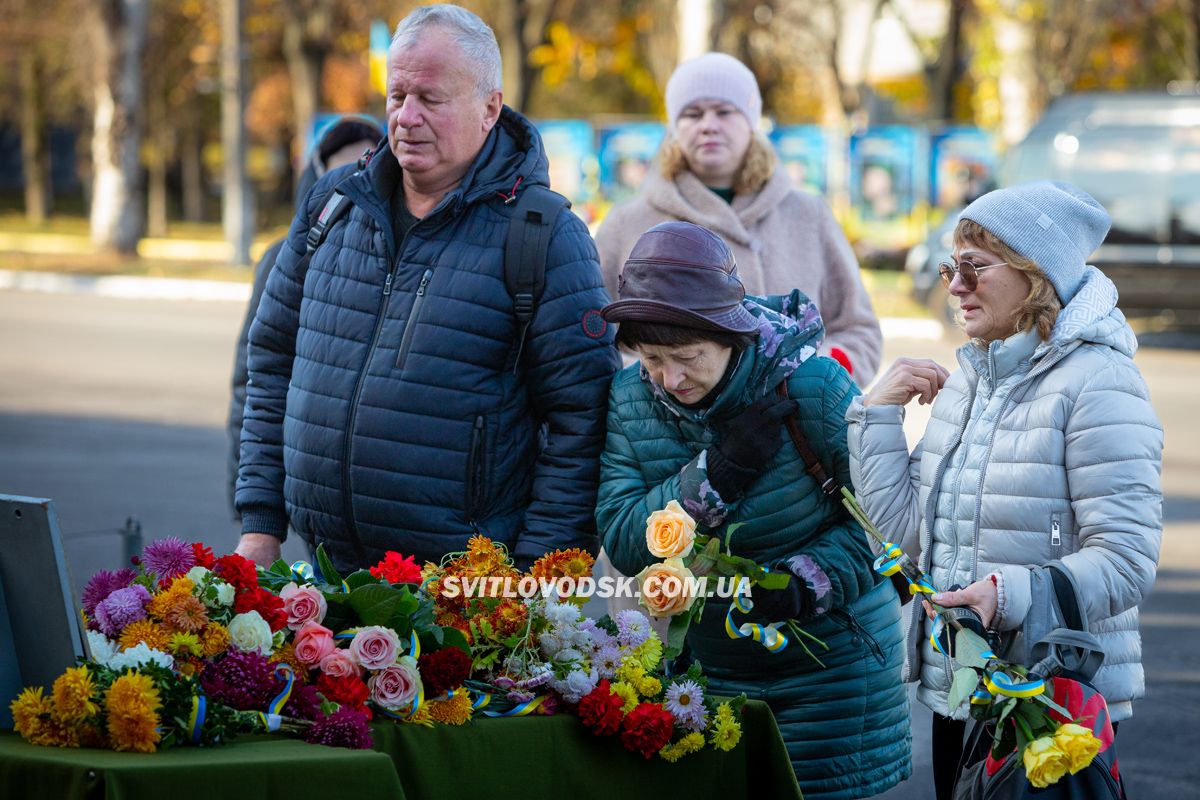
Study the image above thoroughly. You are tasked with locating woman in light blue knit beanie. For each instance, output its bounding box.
[846,180,1162,799]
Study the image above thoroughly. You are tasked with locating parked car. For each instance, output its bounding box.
[909,92,1200,332]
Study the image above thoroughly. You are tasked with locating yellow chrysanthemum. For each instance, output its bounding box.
[51,666,99,723]
[162,593,209,634]
[168,632,203,657]
[426,692,473,726]
[633,636,663,672]
[10,686,53,741]
[118,619,171,652]
[659,731,706,762]
[399,705,436,727]
[637,676,662,697]
[529,548,594,581]
[269,642,308,683]
[610,681,639,714]
[710,718,742,752]
[105,672,162,753]
[616,660,646,686]
[714,702,735,725]
[200,621,231,658]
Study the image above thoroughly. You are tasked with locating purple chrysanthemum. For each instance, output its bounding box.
[141,536,196,580]
[304,708,373,749]
[587,626,616,652]
[93,584,151,637]
[787,554,832,602]
[615,609,650,648]
[593,643,622,680]
[284,683,323,721]
[664,679,708,732]
[199,648,279,711]
[81,568,138,617]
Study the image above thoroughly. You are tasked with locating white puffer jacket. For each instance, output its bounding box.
[846,267,1162,721]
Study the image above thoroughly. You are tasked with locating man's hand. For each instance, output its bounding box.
[235,533,282,567]
[863,357,950,407]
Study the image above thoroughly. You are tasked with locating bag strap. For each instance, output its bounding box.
[504,185,569,372]
[1027,562,1106,681]
[775,382,839,498]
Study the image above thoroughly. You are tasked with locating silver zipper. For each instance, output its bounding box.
[1051,520,1061,547]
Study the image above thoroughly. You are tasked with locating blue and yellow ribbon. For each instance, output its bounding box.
[873,541,937,596]
[267,664,295,716]
[408,631,421,660]
[290,560,314,583]
[984,669,1045,699]
[188,694,207,745]
[481,694,546,717]
[724,593,789,653]
[470,691,491,711]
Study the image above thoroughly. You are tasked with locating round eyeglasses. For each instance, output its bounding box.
[937,259,1008,290]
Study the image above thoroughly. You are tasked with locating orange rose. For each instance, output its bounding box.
[645,500,697,559]
[636,559,700,618]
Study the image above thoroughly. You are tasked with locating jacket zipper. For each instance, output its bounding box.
[465,415,486,521]
[829,607,887,667]
[395,269,433,369]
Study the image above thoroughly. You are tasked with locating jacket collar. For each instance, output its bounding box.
[642,163,795,248]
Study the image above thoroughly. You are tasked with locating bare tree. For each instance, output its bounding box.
[88,0,149,254]
[281,0,337,149]
[888,0,972,121]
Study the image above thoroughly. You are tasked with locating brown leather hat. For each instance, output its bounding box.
[601,221,759,334]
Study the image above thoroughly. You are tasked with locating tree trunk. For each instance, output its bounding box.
[495,1,527,111]
[928,0,968,121]
[993,12,1037,145]
[18,48,51,225]
[180,124,205,222]
[282,1,333,155]
[146,89,168,238]
[89,0,149,254]
[222,0,254,266]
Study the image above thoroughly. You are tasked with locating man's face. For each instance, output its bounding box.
[385,28,502,192]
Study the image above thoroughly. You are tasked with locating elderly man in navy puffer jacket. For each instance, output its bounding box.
[234,4,619,573]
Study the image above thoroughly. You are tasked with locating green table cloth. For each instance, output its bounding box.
[0,700,802,799]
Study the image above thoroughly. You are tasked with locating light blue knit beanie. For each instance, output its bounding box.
[960,180,1111,303]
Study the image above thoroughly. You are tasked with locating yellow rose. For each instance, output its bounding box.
[645,501,697,559]
[1054,723,1101,774]
[636,558,700,618]
[1023,736,1071,788]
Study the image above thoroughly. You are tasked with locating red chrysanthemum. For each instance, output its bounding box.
[192,542,216,569]
[234,587,288,631]
[369,551,423,584]
[578,680,625,737]
[214,553,258,592]
[418,648,471,697]
[620,702,675,759]
[316,673,371,713]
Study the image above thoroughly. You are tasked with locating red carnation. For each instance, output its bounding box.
[418,648,472,697]
[214,553,259,592]
[620,702,675,759]
[370,551,423,584]
[192,542,216,569]
[317,672,371,713]
[578,680,625,737]
[234,586,288,631]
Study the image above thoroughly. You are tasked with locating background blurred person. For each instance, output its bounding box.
[594,52,881,386]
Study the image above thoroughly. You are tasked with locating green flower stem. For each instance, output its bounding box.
[785,620,828,668]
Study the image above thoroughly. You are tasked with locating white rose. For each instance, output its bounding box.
[185,566,211,585]
[215,581,235,607]
[227,611,274,654]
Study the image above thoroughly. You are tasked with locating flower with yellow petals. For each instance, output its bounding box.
[709,717,742,752]
[118,619,170,652]
[168,632,203,657]
[659,731,706,762]
[610,681,639,714]
[10,687,53,741]
[162,593,209,634]
[105,672,162,753]
[426,692,473,726]
[52,666,99,723]
[200,622,231,658]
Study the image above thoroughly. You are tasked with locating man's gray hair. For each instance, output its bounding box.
[391,5,503,97]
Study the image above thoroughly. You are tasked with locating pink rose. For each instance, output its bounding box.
[280,582,328,630]
[293,621,336,667]
[319,650,361,679]
[348,625,401,670]
[367,656,421,711]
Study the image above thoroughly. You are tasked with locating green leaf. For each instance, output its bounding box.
[267,559,292,577]
[723,522,746,555]
[343,570,377,590]
[315,544,343,588]
[664,612,691,660]
[756,572,791,591]
[948,667,979,711]
[950,627,992,669]
[346,584,408,627]
[1031,692,1071,719]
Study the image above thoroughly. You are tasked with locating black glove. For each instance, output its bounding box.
[751,576,814,621]
[705,395,798,498]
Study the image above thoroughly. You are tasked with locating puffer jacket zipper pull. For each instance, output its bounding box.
[383,273,394,296]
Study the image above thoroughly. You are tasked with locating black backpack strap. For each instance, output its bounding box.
[504,185,569,372]
[294,179,357,283]
[775,382,839,497]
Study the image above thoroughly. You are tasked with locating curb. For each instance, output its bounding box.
[0,268,947,339]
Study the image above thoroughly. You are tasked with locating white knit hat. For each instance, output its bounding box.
[665,53,762,129]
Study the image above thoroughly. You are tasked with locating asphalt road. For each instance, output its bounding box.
[0,288,1197,796]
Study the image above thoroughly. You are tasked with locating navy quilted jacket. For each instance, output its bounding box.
[236,108,620,572]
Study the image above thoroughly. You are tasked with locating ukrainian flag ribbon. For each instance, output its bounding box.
[481,694,546,717]
[984,669,1045,699]
[257,712,283,732]
[188,694,207,745]
[408,631,420,660]
[470,691,491,711]
[267,664,295,716]
[290,561,314,583]
[873,541,937,596]
[724,593,789,653]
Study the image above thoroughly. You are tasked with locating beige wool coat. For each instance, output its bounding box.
[595,165,882,385]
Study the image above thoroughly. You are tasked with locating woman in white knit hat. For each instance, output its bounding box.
[594,52,881,386]
[845,180,1162,799]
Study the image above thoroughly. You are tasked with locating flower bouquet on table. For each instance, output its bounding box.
[638,500,828,664]
[421,535,750,761]
[840,489,1109,790]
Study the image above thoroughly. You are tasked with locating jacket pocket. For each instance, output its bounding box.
[828,607,887,667]
[465,415,487,520]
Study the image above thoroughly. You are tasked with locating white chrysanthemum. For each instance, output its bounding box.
[108,642,174,671]
[86,630,117,667]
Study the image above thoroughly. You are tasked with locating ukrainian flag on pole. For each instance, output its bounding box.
[370,20,390,96]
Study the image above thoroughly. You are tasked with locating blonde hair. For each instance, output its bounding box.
[954,219,1062,341]
[658,132,777,195]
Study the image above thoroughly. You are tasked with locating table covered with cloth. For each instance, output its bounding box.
[0,699,802,799]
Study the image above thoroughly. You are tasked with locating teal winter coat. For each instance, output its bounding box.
[597,295,911,800]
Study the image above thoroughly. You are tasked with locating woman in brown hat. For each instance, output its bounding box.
[596,221,910,799]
